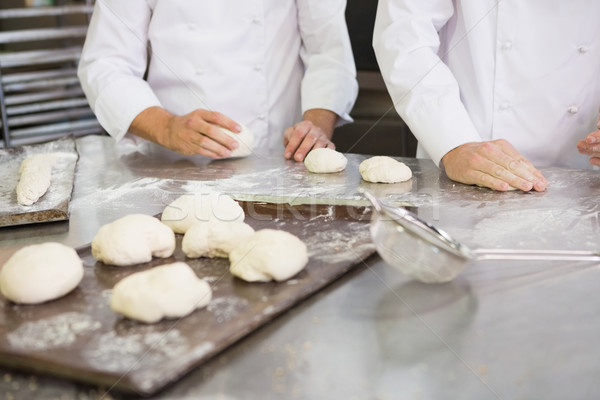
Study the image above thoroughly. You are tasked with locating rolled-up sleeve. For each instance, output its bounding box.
[297,0,358,126]
[373,0,481,166]
[78,1,162,141]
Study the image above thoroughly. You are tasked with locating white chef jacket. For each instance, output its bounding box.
[374,0,600,169]
[78,0,358,156]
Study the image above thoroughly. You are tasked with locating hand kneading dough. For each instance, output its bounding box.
[182,220,255,258]
[92,214,175,266]
[110,262,212,323]
[304,148,348,173]
[229,229,308,282]
[0,243,83,304]
[359,156,412,183]
[218,124,254,158]
[161,192,245,234]
[16,153,58,206]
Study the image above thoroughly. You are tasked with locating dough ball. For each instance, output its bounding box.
[0,242,83,304]
[110,262,212,323]
[304,148,348,173]
[16,153,58,206]
[182,220,255,258]
[218,124,254,158]
[229,229,308,282]
[359,156,412,183]
[92,214,176,266]
[161,192,245,234]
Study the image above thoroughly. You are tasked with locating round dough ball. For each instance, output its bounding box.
[229,229,308,282]
[161,193,245,234]
[0,242,83,304]
[92,214,176,266]
[182,220,255,258]
[218,124,254,158]
[359,156,412,183]
[304,148,348,173]
[110,262,212,323]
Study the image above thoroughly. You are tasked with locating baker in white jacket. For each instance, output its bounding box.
[374,0,600,191]
[78,1,358,162]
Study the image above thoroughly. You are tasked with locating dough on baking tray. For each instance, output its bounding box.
[304,148,348,173]
[16,153,58,206]
[229,229,308,282]
[0,242,83,304]
[110,262,212,323]
[182,220,255,258]
[359,156,412,183]
[161,192,245,234]
[92,214,175,266]
[218,124,254,158]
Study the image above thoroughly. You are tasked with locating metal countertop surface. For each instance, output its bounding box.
[1,135,599,400]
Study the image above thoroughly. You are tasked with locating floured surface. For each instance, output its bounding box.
[0,202,375,395]
[0,137,79,227]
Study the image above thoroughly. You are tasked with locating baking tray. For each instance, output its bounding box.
[0,202,376,396]
[0,136,79,227]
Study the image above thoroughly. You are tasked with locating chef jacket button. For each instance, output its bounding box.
[188,23,196,31]
[499,102,511,110]
[568,106,579,114]
[501,41,513,50]
[195,69,204,75]
[254,64,263,71]
[578,45,589,53]
[252,16,262,24]
[258,114,266,120]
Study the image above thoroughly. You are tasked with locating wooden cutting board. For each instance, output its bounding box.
[0,136,78,227]
[0,202,376,396]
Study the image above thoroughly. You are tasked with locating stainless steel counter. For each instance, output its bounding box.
[1,135,599,399]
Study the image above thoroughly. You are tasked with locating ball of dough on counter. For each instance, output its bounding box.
[229,229,308,282]
[304,148,348,173]
[16,153,58,206]
[161,192,245,234]
[0,242,83,304]
[218,124,254,158]
[110,262,212,323]
[182,220,255,258]
[92,214,175,266]
[359,156,412,183]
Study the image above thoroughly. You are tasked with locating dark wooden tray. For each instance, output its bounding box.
[0,202,376,396]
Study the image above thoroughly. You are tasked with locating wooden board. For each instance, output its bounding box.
[0,202,376,396]
[0,136,78,227]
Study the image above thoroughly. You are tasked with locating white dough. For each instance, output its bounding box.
[218,124,254,158]
[110,262,212,323]
[182,220,255,258]
[229,229,308,282]
[359,156,412,183]
[161,192,245,234]
[16,153,58,206]
[92,214,176,266]
[304,148,348,173]
[0,243,83,304]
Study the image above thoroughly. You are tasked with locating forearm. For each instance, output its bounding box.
[128,106,174,147]
[302,109,338,139]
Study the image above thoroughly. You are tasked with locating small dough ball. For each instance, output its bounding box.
[110,262,212,323]
[229,229,308,282]
[16,153,58,206]
[92,214,176,266]
[304,148,348,173]
[218,124,254,158]
[161,192,245,234]
[0,243,83,304]
[359,156,412,183]
[182,220,255,258]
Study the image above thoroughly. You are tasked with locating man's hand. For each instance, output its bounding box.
[130,107,241,158]
[576,118,600,166]
[283,109,338,161]
[441,139,547,192]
